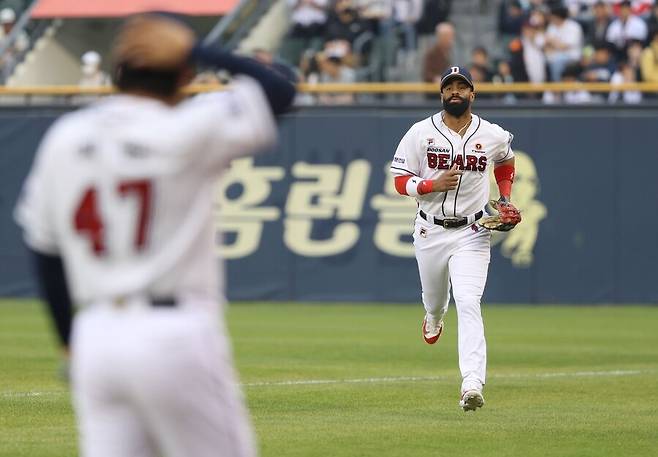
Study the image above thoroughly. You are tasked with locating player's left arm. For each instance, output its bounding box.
[490,157,522,228]
[491,128,516,202]
[486,129,521,230]
[29,249,73,351]
[493,157,515,202]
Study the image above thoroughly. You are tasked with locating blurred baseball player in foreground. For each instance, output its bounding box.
[15,14,295,457]
[390,66,521,411]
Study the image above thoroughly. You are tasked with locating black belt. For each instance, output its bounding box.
[151,297,177,307]
[419,210,483,228]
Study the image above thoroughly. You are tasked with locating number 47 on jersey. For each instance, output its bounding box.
[74,180,152,255]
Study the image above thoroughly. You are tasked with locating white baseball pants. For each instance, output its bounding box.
[413,214,491,390]
[70,301,256,457]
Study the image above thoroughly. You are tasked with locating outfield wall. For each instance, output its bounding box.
[1,106,657,303]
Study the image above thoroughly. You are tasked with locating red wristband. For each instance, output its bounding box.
[394,175,411,195]
[494,164,515,199]
[417,180,433,195]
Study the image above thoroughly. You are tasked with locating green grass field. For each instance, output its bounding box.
[1,300,657,457]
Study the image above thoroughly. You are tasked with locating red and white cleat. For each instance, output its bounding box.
[422,314,444,344]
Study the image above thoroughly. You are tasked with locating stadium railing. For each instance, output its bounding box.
[0,82,657,95]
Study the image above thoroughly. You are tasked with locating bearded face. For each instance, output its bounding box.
[442,93,471,117]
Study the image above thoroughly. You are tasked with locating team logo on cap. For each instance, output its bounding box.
[450,67,459,74]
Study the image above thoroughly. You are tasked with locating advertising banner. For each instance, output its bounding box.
[1,107,656,303]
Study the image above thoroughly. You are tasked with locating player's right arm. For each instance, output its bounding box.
[394,164,462,196]
[190,46,296,115]
[14,127,73,351]
[390,124,462,197]
[176,46,298,168]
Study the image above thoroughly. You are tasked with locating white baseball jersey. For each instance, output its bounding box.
[15,76,276,309]
[390,112,514,218]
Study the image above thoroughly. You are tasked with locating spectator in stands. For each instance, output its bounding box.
[281,0,330,68]
[640,30,658,83]
[314,41,356,104]
[493,59,514,84]
[392,0,423,55]
[322,37,357,67]
[325,0,370,44]
[0,7,28,81]
[618,0,654,17]
[544,5,584,81]
[606,0,648,60]
[470,46,494,81]
[646,3,658,47]
[521,11,548,83]
[252,48,299,83]
[353,0,396,80]
[625,39,644,74]
[422,22,454,85]
[507,36,530,82]
[0,7,27,49]
[609,60,642,103]
[560,63,593,104]
[527,0,546,9]
[0,0,27,15]
[584,1,612,46]
[492,59,518,104]
[563,0,598,20]
[498,0,527,49]
[78,51,110,87]
[354,0,392,30]
[582,41,616,82]
[416,0,452,41]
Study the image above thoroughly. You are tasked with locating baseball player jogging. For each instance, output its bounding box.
[15,14,295,457]
[390,66,521,412]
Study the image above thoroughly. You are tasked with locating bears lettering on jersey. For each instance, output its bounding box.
[427,152,487,172]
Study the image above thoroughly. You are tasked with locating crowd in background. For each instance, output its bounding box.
[278,0,658,104]
[1,0,657,104]
[279,0,452,102]
[491,0,658,103]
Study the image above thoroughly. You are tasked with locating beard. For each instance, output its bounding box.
[442,95,471,117]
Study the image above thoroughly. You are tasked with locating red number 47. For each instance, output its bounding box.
[73,180,152,255]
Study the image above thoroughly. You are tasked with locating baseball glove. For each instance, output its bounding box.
[478,197,521,232]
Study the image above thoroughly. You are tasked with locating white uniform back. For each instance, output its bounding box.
[15,77,276,309]
[390,112,514,217]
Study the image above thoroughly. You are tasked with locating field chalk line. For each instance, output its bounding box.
[1,369,653,398]
[241,369,651,387]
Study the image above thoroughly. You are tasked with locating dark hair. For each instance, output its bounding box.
[592,40,612,52]
[550,6,569,19]
[561,62,582,79]
[472,46,488,57]
[113,64,187,97]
